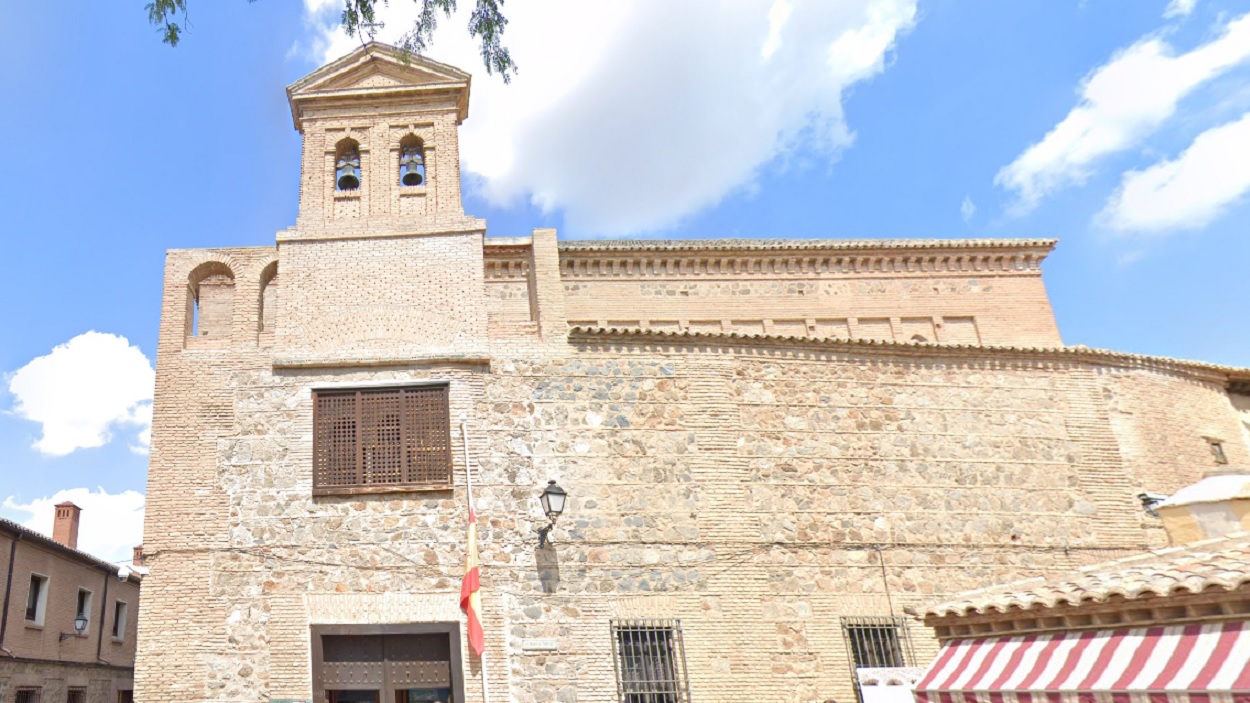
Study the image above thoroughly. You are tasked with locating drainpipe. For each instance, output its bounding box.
[0,532,19,655]
[95,569,111,663]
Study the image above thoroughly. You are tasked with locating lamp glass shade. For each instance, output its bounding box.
[73,614,88,633]
[540,480,567,519]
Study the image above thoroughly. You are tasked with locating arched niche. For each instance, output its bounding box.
[259,260,279,334]
[185,261,236,342]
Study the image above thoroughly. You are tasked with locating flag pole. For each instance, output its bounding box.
[460,419,490,703]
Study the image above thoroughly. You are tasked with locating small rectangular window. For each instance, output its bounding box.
[116,691,133,703]
[66,688,86,703]
[1209,439,1229,464]
[313,385,453,494]
[25,574,47,625]
[842,616,916,703]
[611,619,690,703]
[112,601,129,640]
[14,689,40,703]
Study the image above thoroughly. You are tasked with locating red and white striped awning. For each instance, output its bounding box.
[914,622,1250,703]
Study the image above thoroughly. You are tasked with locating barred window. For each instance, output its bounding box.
[67,688,86,703]
[842,616,916,703]
[116,692,134,703]
[14,689,40,703]
[611,619,690,703]
[313,385,452,495]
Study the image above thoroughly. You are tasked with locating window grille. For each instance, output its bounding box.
[66,689,86,703]
[611,619,691,703]
[14,689,40,703]
[841,616,915,703]
[313,385,452,494]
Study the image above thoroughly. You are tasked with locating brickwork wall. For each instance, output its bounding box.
[555,250,1061,348]
[292,106,468,235]
[1230,393,1250,451]
[137,246,277,702]
[0,536,139,668]
[1103,369,1249,490]
[484,240,1063,348]
[275,232,487,360]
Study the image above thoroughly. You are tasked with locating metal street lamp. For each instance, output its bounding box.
[60,614,88,641]
[538,480,567,548]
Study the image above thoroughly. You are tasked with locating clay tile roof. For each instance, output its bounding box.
[0,517,134,579]
[557,237,1057,252]
[921,533,1250,618]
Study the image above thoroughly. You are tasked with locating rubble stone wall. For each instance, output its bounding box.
[0,659,132,703]
[138,278,1245,703]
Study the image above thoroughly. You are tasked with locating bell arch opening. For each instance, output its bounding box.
[399,134,425,187]
[335,139,361,191]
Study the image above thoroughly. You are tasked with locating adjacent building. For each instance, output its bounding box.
[135,43,1250,703]
[1,503,140,703]
[912,471,1250,703]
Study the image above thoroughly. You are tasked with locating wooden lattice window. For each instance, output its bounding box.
[313,385,452,495]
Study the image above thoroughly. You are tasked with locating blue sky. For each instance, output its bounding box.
[2,0,1249,561]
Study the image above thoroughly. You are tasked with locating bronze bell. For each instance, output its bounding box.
[401,146,424,186]
[336,150,361,190]
[337,169,360,190]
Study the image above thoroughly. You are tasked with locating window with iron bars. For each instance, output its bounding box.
[312,384,453,495]
[14,688,40,703]
[66,688,86,703]
[611,619,691,703]
[841,616,916,703]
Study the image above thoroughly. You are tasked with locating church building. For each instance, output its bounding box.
[135,43,1250,703]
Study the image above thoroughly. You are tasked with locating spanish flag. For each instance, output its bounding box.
[460,509,485,656]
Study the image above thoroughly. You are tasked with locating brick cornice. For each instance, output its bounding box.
[483,246,531,281]
[567,326,1248,385]
[555,238,1056,280]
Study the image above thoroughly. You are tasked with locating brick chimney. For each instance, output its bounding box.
[133,545,144,566]
[52,502,82,550]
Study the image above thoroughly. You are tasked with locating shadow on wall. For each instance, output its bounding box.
[535,544,560,594]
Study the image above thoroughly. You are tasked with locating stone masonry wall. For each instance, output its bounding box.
[138,298,1245,703]
[0,659,133,703]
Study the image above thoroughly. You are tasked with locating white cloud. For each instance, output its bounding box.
[960,196,976,222]
[1164,0,1198,19]
[1097,111,1250,234]
[300,0,917,236]
[7,332,154,456]
[996,11,1250,212]
[3,487,145,564]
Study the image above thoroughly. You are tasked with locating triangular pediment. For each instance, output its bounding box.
[289,42,470,96]
[287,42,472,127]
